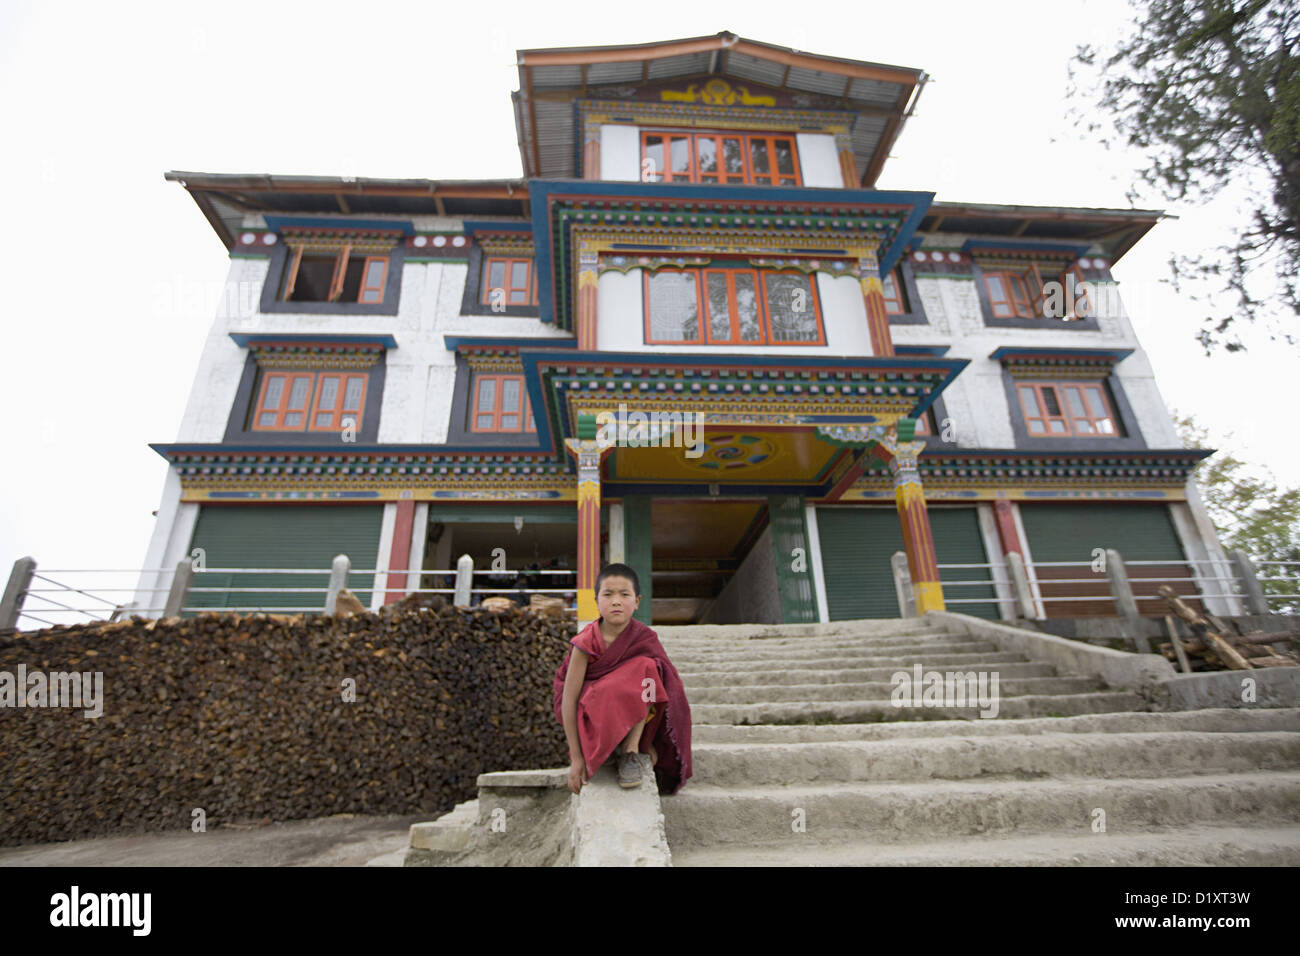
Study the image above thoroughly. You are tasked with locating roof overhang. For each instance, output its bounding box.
[163,171,531,249]
[513,31,926,186]
[920,201,1164,264]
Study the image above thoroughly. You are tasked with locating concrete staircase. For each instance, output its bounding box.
[657,616,1300,866]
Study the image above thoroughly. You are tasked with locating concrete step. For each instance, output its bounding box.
[679,660,1058,688]
[660,625,957,650]
[656,621,958,641]
[689,731,1300,786]
[687,675,1104,705]
[669,825,1300,867]
[692,707,1300,743]
[676,650,1031,675]
[691,691,1147,725]
[661,771,1300,848]
[668,639,1001,664]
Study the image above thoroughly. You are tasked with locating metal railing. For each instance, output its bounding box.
[895,548,1295,621]
[0,553,576,633]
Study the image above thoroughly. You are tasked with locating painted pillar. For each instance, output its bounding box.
[565,437,607,625]
[992,500,1023,555]
[576,240,600,350]
[835,131,858,188]
[856,249,895,357]
[383,498,416,604]
[583,120,602,180]
[882,443,944,614]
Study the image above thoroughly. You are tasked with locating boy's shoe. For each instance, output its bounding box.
[617,752,643,788]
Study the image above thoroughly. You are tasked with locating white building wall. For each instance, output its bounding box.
[795,133,841,187]
[600,124,641,181]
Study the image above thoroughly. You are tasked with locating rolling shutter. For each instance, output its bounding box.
[816,507,903,620]
[1019,503,1196,617]
[817,506,997,621]
[926,508,997,621]
[186,504,383,614]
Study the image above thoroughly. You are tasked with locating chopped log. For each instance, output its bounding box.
[1204,631,1253,670]
[1165,615,1192,674]
[1244,656,1299,668]
[480,596,516,613]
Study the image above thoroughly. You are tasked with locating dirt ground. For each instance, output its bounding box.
[0,813,428,867]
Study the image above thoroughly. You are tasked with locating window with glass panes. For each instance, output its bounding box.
[640,130,801,186]
[253,371,367,431]
[480,257,538,307]
[982,262,1090,320]
[280,245,389,304]
[471,374,536,433]
[1017,381,1117,437]
[881,268,908,314]
[643,266,823,345]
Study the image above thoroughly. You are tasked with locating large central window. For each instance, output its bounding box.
[643,267,824,345]
[640,130,802,186]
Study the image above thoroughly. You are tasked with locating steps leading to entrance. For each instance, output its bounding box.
[656,614,1300,866]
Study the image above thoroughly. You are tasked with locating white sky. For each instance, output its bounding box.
[1,0,1296,620]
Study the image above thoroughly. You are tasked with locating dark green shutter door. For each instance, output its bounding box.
[1019,503,1190,617]
[817,506,996,621]
[1019,504,1184,561]
[186,504,383,614]
[817,507,903,620]
[926,508,997,621]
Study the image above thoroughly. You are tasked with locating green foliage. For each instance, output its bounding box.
[1174,410,1300,610]
[1071,0,1300,353]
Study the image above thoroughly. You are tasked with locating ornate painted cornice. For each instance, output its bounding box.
[528,180,933,330]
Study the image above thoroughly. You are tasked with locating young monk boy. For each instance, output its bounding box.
[552,563,692,795]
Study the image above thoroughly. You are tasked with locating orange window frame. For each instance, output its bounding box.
[1017,381,1117,437]
[480,257,538,307]
[358,257,387,303]
[881,268,907,314]
[281,244,389,304]
[307,373,369,431]
[760,271,826,345]
[470,374,537,433]
[984,269,1033,318]
[252,372,316,431]
[642,266,824,346]
[643,269,706,345]
[639,130,802,186]
[700,267,764,345]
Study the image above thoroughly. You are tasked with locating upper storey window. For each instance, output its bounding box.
[281,245,389,304]
[640,130,801,186]
[980,262,1091,322]
[643,266,823,345]
[480,257,539,307]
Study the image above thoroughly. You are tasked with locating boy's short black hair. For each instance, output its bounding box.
[595,562,641,597]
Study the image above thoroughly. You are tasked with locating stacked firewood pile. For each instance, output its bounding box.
[0,592,572,847]
[1157,585,1299,672]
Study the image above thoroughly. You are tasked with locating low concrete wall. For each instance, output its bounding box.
[408,762,671,867]
[1029,615,1300,654]
[926,611,1176,690]
[1149,668,1300,712]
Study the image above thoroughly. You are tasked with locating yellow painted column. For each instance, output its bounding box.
[855,249,895,357]
[887,446,945,613]
[565,437,606,625]
[576,240,599,350]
